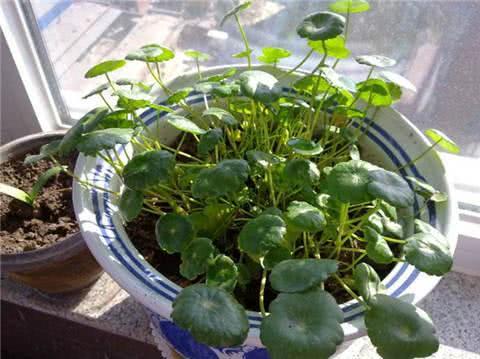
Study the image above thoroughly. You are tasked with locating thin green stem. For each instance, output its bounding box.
[99,93,113,111]
[333,274,370,309]
[105,73,116,90]
[259,268,267,317]
[397,139,441,171]
[234,14,251,68]
[278,49,314,79]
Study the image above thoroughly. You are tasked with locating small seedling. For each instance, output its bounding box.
[0,166,66,206]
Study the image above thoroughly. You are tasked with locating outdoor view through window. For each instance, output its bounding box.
[31,0,480,157]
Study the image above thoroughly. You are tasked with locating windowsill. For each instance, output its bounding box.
[2,271,479,358]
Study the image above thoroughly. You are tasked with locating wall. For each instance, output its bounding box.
[1,29,40,144]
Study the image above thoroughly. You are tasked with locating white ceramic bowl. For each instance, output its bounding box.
[73,65,458,358]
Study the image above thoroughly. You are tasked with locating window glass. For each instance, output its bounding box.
[29,0,480,156]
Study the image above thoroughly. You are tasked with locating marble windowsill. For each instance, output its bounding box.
[1,271,479,358]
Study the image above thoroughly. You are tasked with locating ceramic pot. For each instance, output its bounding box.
[1,131,103,294]
[73,66,458,357]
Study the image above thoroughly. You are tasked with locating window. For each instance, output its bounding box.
[7,0,479,158]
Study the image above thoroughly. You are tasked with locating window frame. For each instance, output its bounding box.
[0,0,69,131]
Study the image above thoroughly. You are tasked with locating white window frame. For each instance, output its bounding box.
[0,0,69,131]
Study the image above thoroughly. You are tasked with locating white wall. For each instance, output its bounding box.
[1,29,40,144]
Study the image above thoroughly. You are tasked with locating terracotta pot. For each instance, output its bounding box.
[0,131,103,294]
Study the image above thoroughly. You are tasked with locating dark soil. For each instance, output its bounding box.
[126,133,398,310]
[126,211,398,311]
[0,149,78,254]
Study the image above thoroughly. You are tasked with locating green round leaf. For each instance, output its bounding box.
[284,159,320,188]
[382,217,404,239]
[180,238,215,280]
[189,204,235,239]
[166,114,206,135]
[270,259,338,293]
[126,44,174,63]
[246,150,282,169]
[424,128,460,154]
[206,254,238,292]
[194,81,218,94]
[155,213,195,254]
[148,103,174,114]
[260,289,344,359]
[239,70,281,104]
[329,0,370,14]
[353,263,385,303]
[257,47,291,64]
[116,79,152,93]
[192,159,250,199]
[197,128,224,156]
[405,176,435,197]
[406,176,446,202]
[285,201,326,233]
[58,107,109,156]
[76,128,134,156]
[379,200,398,221]
[166,87,193,105]
[366,212,384,234]
[85,60,126,78]
[364,226,394,264]
[172,284,249,347]
[82,83,109,99]
[387,82,402,103]
[334,106,365,120]
[238,214,287,258]
[379,71,417,92]
[296,11,346,41]
[24,139,61,165]
[123,150,175,190]
[327,160,375,204]
[202,107,238,125]
[287,138,323,156]
[264,247,292,270]
[367,169,414,208]
[202,68,237,83]
[430,192,448,202]
[365,294,439,359]
[119,187,144,222]
[356,78,392,107]
[356,55,396,68]
[308,36,350,59]
[320,67,354,91]
[212,83,241,97]
[96,110,133,130]
[184,49,210,61]
[232,49,254,59]
[404,231,452,276]
[115,88,152,111]
[293,75,330,94]
[220,1,252,26]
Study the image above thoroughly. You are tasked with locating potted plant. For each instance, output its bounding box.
[31,0,459,357]
[0,131,103,294]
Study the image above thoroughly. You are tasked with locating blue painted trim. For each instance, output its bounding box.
[37,0,73,31]
[92,184,176,301]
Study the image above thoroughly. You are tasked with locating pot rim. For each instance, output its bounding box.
[0,130,85,272]
[73,65,459,343]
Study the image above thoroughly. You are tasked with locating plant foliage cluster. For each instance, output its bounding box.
[12,1,461,358]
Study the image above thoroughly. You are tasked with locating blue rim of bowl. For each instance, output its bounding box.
[87,90,435,329]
